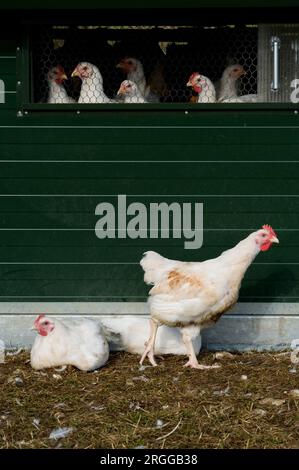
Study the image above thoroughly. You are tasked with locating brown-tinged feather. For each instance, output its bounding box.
[150,268,203,297]
[189,95,198,103]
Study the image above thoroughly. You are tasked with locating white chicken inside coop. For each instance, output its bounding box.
[29,22,299,106]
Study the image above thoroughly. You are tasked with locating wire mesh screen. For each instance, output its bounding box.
[258,24,299,103]
[31,24,259,104]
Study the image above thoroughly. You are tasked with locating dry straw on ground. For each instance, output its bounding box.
[0,351,298,449]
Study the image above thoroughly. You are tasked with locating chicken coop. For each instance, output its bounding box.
[0,1,299,351]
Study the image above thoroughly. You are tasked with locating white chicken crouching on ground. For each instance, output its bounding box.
[101,316,201,356]
[140,225,279,369]
[71,62,114,103]
[47,65,75,104]
[30,315,109,371]
[187,73,216,103]
[117,80,148,103]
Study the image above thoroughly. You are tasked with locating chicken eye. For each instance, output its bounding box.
[44,321,49,326]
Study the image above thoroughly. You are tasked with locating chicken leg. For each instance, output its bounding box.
[181,330,220,370]
[140,319,159,366]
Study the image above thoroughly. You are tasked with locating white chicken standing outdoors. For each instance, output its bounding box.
[117,80,148,103]
[140,225,279,369]
[71,62,114,103]
[47,65,76,104]
[30,315,109,371]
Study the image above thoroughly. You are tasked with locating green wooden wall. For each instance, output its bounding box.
[0,24,298,305]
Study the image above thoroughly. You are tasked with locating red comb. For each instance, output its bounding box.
[262,224,277,238]
[34,314,45,326]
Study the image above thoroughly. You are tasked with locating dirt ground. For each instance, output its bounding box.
[0,351,298,449]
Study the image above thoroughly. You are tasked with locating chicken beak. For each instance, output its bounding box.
[61,73,68,81]
[117,61,131,72]
[71,68,79,78]
[117,85,125,95]
[30,326,36,331]
[271,236,279,244]
[186,81,192,87]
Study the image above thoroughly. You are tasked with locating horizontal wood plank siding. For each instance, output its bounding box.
[0,28,299,350]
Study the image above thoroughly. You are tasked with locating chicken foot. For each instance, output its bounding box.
[182,330,220,370]
[140,319,159,367]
